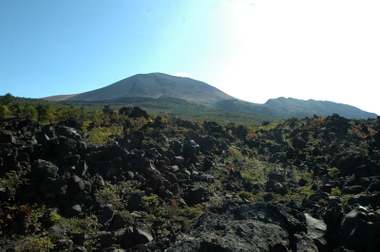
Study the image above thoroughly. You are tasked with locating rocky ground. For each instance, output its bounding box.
[1,109,380,251]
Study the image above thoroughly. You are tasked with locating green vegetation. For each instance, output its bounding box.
[22,235,55,252]
[0,94,281,125]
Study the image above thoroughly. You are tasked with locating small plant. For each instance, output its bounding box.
[341,199,348,207]
[170,200,180,215]
[143,194,160,214]
[178,207,202,220]
[318,199,329,206]
[0,204,45,235]
[248,132,257,138]
[328,167,339,178]
[118,210,134,227]
[49,211,62,225]
[22,235,55,252]
[0,170,28,189]
[98,181,124,209]
[225,163,236,170]
[238,191,255,202]
[331,187,342,197]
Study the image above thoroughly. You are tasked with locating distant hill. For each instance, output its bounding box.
[264,97,378,119]
[43,73,378,119]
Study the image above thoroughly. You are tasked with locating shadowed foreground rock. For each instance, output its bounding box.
[139,200,321,251]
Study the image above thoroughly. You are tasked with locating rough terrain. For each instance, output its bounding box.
[1,109,380,251]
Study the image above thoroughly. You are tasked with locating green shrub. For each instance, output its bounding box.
[49,211,62,225]
[98,181,124,209]
[331,187,342,197]
[328,167,339,178]
[118,210,134,227]
[178,207,202,220]
[318,199,329,206]
[238,191,255,202]
[22,235,54,252]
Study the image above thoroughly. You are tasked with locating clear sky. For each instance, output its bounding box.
[1,0,379,115]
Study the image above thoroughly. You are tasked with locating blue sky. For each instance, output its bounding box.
[1,0,380,115]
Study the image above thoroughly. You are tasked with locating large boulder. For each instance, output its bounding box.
[154,200,323,251]
[33,159,59,178]
[120,223,154,249]
[337,206,380,251]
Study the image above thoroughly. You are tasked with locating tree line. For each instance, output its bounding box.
[0,93,114,123]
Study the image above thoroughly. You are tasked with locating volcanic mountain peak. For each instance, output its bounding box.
[58,73,234,105]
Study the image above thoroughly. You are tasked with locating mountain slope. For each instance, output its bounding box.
[265,97,378,119]
[212,99,282,117]
[62,73,234,106]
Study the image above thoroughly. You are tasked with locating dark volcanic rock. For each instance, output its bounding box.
[120,223,154,249]
[33,159,59,178]
[338,206,380,251]
[160,200,320,251]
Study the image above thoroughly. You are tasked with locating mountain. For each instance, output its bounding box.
[43,73,378,119]
[57,73,234,106]
[265,97,378,119]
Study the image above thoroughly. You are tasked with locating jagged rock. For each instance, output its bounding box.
[56,125,81,138]
[74,160,88,177]
[41,125,55,138]
[347,191,380,209]
[121,130,144,149]
[98,204,115,228]
[342,185,363,194]
[294,232,319,251]
[33,159,59,178]
[66,204,82,216]
[170,140,182,156]
[204,121,223,133]
[292,137,307,149]
[48,224,71,236]
[73,246,88,252]
[109,213,128,230]
[268,168,286,182]
[129,106,149,119]
[367,179,380,192]
[202,156,214,170]
[97,157,123,181]
[272,182,288,195]
[67,175,86,194]
[71,233,93,247]
[59,118,83,130]
[0,129,16,143]
[96,231,118,248]
[187,132,217,152]
[127,193,142,211]
[338,206,380,251]
[159,200,319,251]
[56,239,73,251]
[233,125,247,140]
[320,201,344,249]
[187,186,205,205]
[305,213,328,251]
[192,172,215,182]
[120,224,153,249]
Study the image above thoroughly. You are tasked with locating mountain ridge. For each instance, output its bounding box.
[43,72,378,119]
